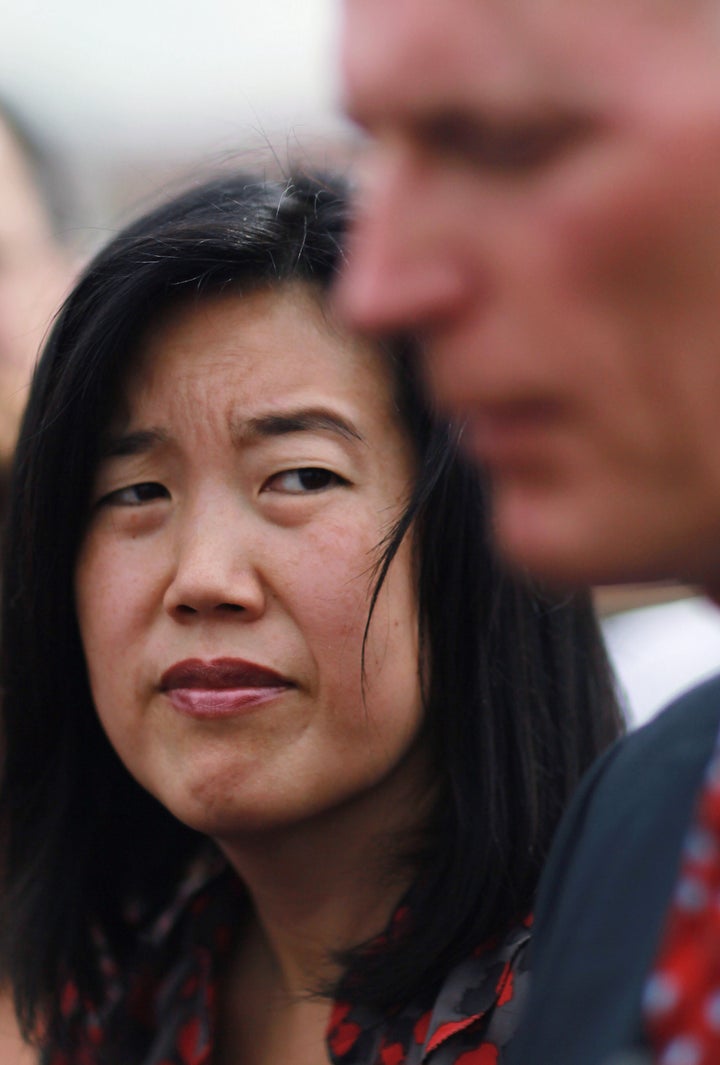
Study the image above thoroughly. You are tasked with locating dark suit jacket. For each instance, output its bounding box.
[507,674,720,1065]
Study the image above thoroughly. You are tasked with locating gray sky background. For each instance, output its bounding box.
[1,0,344,161]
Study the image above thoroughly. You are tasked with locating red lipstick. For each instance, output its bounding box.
[160,658,292,719]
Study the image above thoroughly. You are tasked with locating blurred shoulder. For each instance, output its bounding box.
[608,671,720,781]
[505,675,720,1065]
[553,672,720,848]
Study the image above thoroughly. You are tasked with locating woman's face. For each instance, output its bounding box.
[74,285,425,845]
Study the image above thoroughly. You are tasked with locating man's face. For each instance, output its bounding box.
[0,117,68,466]
[340,0,720,589]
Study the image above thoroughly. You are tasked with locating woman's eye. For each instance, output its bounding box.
[99,482,169,507]
[265,468,346,494]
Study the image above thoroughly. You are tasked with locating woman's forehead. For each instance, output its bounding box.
[109,286,404,445]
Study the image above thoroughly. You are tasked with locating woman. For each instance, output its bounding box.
[0,172,622,1065]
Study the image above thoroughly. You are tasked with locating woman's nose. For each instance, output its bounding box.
[162,505,266,621]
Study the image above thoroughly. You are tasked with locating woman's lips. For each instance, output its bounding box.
[160,657,293,719]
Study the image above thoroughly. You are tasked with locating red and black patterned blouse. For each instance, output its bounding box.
[47,854,531,1065]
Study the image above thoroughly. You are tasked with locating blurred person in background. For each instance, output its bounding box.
[0,95,73,1065]
[338,1,720,1062]
[0,97,71,512]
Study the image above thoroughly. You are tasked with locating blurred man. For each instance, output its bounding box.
[339,1,720,1062]
[0,101,69,483]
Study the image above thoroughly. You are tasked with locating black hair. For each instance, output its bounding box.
[0,170,623,1051]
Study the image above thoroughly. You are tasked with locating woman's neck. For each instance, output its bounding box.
[215,918,336,1065]
[215,745,433,996]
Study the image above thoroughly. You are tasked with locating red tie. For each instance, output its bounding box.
[644,748,720,1065]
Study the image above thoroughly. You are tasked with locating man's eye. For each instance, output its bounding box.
[427,113,590,173]
[99,482,169,507]
[265,468,346,494]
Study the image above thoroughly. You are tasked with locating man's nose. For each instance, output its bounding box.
[336,150,468,337]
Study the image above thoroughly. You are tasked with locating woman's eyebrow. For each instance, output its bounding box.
[239,408,367,446]
[97,428,170,460]
[97,411,366,459]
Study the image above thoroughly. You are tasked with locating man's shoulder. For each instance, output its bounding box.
[556,672,720,856]
[527,671,720,971]
[632,670,720,742]
[607,671,720,785]
[506,674,720,1065]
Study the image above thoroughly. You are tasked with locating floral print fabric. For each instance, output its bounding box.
[328,920,531,1065]
[47,856,531,1065]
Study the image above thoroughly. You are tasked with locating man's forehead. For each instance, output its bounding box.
[342,0,547,120]
[341,0,625,112]
[343,0,522,75]
[342,0,716,123]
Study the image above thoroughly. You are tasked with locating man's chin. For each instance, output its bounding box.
[489,488,684,591]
